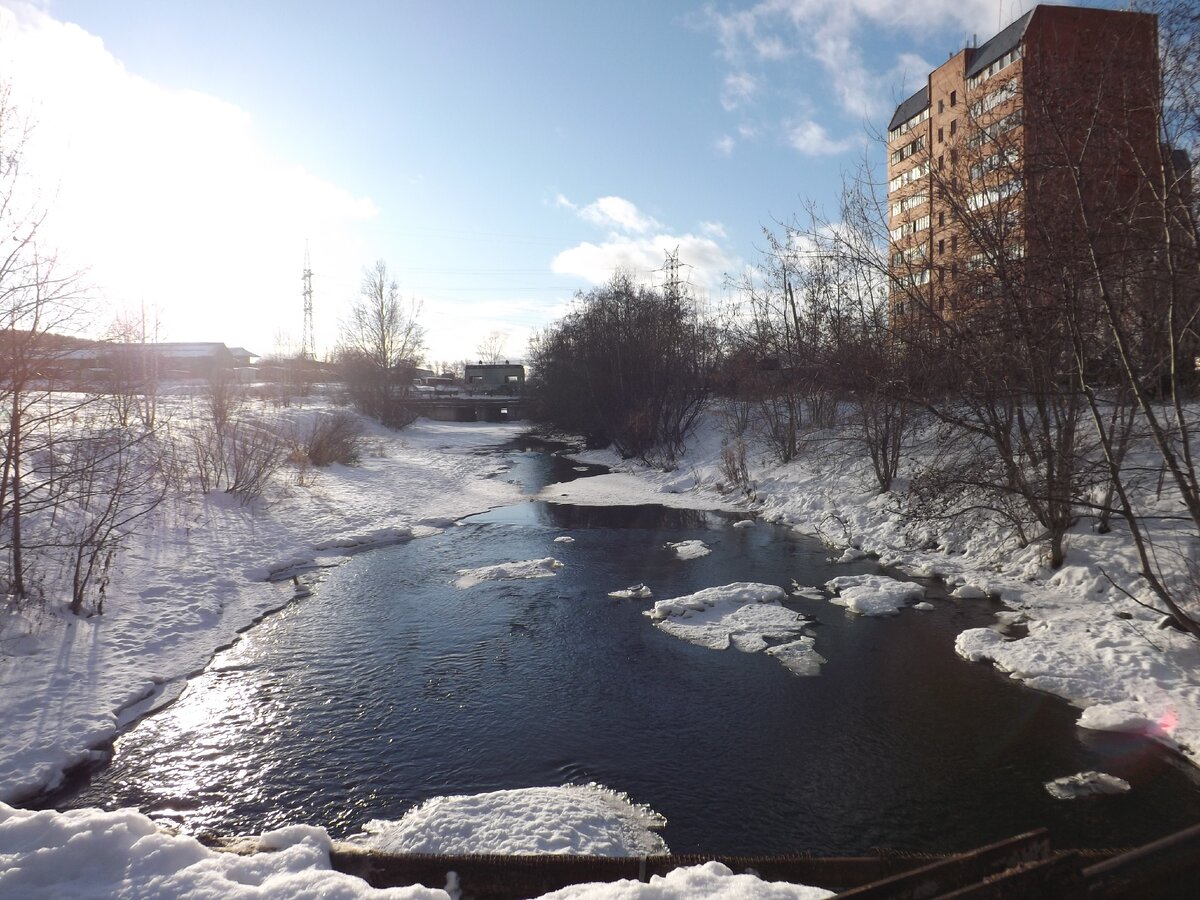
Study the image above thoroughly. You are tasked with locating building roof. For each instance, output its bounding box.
[888,85,929,132]
[966,9,1034,79]
[889,7,1036,131]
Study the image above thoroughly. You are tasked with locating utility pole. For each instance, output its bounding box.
[301,243,315,360]
[663,246,682,302]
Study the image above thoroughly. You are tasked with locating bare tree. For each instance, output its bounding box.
[475,329,509,364]
[529,272,715,461]
[0,87,169,610]
[338,260,426,428]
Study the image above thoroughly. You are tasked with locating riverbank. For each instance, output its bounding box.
[547,410,1200,772]
[0,411,528,805]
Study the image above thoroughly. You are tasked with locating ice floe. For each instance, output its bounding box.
[454,558,563,588]
[824,575,924,616]
[608,584,653,600]
[554,535,576,543]
[1044,771,1131,800]
[665,539,710,560]
[1078,701,1178,738]
[352,785,668,856]
[646,583,822,675]
[790,582,825,601]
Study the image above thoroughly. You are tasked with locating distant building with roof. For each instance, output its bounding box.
[38,342,259,385]
[464,362,525,395]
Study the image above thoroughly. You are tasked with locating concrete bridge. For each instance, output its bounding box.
[409,395,527,422]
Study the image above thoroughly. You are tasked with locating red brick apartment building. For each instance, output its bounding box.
[885,3,1166,324]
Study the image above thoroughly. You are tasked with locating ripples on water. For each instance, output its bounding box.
[56,445,1200,854]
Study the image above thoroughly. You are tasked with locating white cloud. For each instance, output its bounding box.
[786,120,859,156]
[720,71,759,111]
[700,221,728,240]
[714,134,736,156]
[0,3,376,356]
[705,0,1003,124]
[551,232,734,296]
[557,194,662,235]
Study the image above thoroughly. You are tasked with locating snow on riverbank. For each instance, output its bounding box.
[0,412,526,805]
[354,785,668,856]
[555,410,1200,767]
[0,802,447,899]
[0,799,833,899]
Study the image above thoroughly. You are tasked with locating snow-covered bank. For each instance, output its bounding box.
[0,413,526,805]
[0,798,835,899]
[553,410,1200,767]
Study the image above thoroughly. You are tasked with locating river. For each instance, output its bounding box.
[57,440,1200,855]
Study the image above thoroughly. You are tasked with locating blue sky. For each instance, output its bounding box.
[1,0,1121,364]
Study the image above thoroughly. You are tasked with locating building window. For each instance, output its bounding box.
[951,235,958,252]
[938,99,945,114]
[938,127,943,143]
[938,155,944,170]
[937,266,945,283]
[938,238,945,255]
[887,106,930,141]
[890,135,926,166]
[950,90,957,107]
[950,119,957,135]
[938,212,945,227]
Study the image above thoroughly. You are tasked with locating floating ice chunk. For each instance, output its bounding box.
[608,584,652,600]
[1078,701,1176,738]
[537,860,835,899]
[1044,771,1131,800]
[824,575,924,616]
[790,581,825,601]
[955,627,1006,662]
[646,583,818,676]
[648,583,786,622]
[313,525,415,551]
[572,466,590,472]
[353,785,668,856]
[732,519,755,529]
[835,547,869,563]
[554,536,576,544]
[665,540,710,560]
[455,558,563,588]
[951,583,989,600]
[766,637,827,677]
[913,602,935,611]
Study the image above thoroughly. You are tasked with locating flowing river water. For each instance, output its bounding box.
[56,441,1200,855]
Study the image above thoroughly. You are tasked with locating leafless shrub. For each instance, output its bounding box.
[186,413,287,504]
[303,411,364,466]
[720,439,751,493]
[224,419,287,501]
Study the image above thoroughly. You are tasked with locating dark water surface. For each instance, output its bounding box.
[59,444,1200,854]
